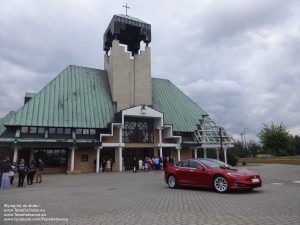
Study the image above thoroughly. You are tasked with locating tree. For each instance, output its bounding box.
[230,141,247,158]
[247,141,261,157]
[257,122,293,156]
[295,135,300,155]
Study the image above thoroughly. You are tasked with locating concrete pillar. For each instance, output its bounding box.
[118,125,123,172]
[71,146,75,172]
[177,149,181,162]
[159,148,163,158]
[194,149,198,158]
[30,149,35,161]
[118,147,123,172]
[224,147,228,164]
[203,147,207,158]
[216,148,220,160]
[13,147,18,163]
[158,128,163,158]
[96,147,100,173]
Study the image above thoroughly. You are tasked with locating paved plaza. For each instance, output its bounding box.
[1,164,300,225]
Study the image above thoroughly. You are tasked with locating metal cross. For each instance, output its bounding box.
[122,3,130,16]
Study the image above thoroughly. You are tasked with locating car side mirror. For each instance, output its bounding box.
[196,166,205,171]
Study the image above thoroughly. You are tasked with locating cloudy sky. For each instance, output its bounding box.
[0,0,300,142]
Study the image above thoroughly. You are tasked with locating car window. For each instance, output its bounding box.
[189,160,201,168]
[200,159,233,169]
[179,161,189,167]
[200,159,220,167]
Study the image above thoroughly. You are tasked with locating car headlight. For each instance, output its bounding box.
[227,173,243,177]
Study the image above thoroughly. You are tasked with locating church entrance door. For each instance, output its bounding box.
[123,148,154,170]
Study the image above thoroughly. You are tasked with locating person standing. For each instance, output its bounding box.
[138,158,143,170]
[148,158,152,171]
[144,157,148,172]
[169,156,175,165]
[17,158,26,187]
[163,157,168,171]
[1,156,11,190]
[10,162,16,185]
[154,157,159,170]
[27,160,36,185]
[106,159,111,172]
[109,158,113,172]
[132,157,138,173]
[102,159,106,172]
[35,159,44,183]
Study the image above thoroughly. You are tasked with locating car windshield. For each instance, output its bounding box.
[199,159,233,169]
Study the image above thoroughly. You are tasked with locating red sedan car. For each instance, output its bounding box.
[164,158,262,192]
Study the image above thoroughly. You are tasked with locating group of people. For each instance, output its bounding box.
[132,156,176,172]
[0,156,45,190]
[94,158,114,172]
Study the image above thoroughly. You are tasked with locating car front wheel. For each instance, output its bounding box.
[213,176,228,193]
[168,175,177,189]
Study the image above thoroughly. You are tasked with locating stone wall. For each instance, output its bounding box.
[68,148,96,173]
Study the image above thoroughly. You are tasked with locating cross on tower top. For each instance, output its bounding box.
[122,3,130,16]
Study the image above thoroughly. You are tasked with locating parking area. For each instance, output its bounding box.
[1,164,300,225]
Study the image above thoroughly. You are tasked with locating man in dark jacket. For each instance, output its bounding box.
[17,158,26,187]
[132,157,138,173]
[27,160,36,185]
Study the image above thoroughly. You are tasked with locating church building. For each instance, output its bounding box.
[0,14,233,173]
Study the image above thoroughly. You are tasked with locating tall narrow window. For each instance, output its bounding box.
[123,117,153,143]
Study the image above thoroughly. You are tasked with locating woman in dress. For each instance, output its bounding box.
[1,156,11,190]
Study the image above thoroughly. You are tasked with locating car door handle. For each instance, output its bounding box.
[189,170,193,172]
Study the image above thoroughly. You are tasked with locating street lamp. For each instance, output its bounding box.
[243,128,248,156]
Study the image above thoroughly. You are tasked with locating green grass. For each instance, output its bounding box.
[238,155,300,165]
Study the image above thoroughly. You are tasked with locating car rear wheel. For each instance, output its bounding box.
[168,175,177,189]
[213,176,228,193]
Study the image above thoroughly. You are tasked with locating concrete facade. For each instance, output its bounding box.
[67,148,97,173]
[104,40,152,111]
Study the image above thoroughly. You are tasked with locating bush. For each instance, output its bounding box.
[227,151,239,166]
[277,150,288,156]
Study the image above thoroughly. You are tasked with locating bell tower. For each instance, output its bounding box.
[104,14,152,111]
[103,15,152,111]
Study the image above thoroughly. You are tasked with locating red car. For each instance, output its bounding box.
[164,158,262,192]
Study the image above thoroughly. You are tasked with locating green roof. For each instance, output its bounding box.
[0,118,3,135]
[0,111,15,135]
[5,66,207,132]
[6,65,116,128]
[152,78,207,132]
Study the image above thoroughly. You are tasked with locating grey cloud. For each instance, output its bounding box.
[0,0,300,140]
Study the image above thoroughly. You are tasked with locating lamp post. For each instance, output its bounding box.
[243,128,248,156]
